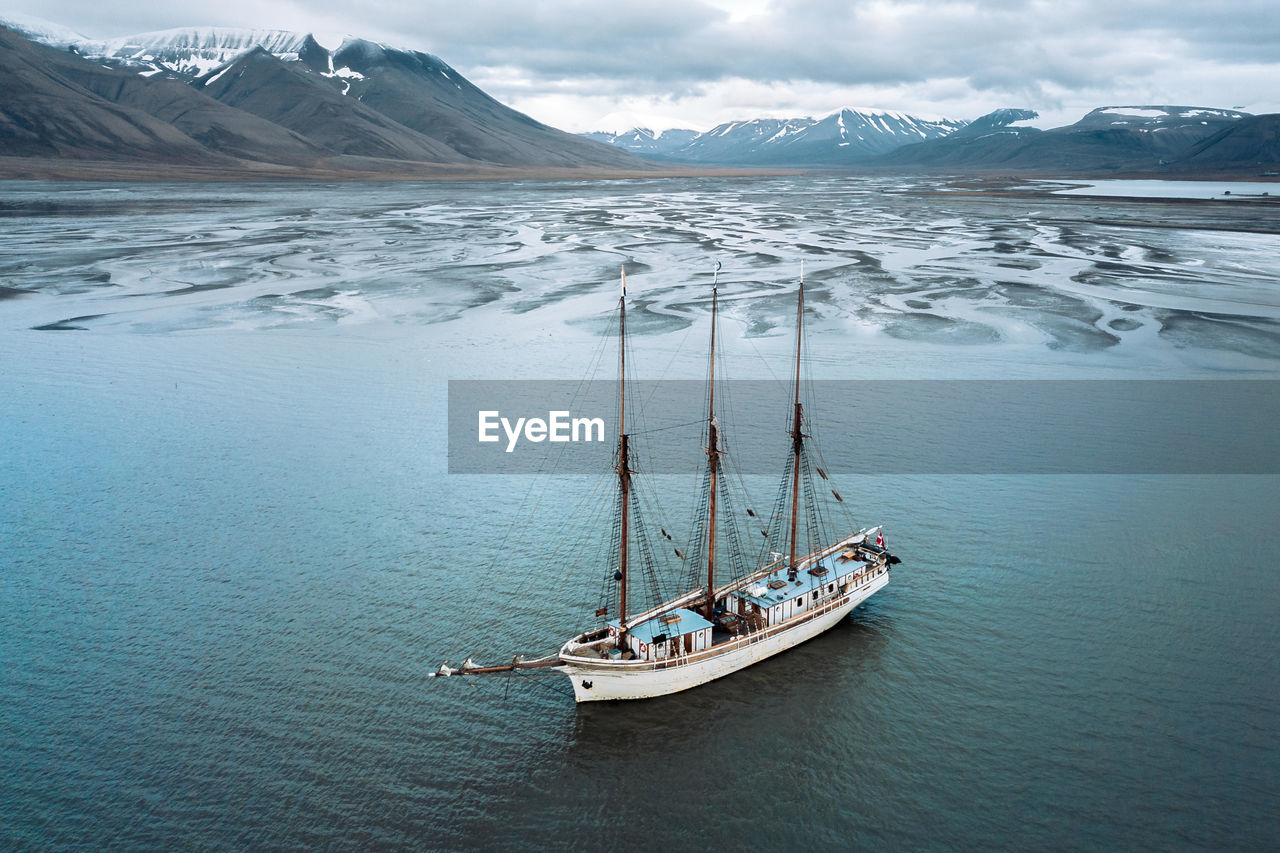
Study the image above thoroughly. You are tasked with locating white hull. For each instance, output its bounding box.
[558,567,889,702]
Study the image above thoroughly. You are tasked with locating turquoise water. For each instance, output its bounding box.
[1,178,1278,849]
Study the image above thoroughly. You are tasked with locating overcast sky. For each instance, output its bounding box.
[7,0,1280,132]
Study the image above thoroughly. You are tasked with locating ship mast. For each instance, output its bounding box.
[704,264,721,618]
[616,267,631,638]
[787,270,805,581]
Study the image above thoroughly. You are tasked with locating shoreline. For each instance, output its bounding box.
[0,156,799,183]
[912,174,1280,210]
[3,156,1277,185]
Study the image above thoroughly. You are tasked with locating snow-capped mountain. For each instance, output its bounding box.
[582,128,699,157]
[0,16,644,172]
[0,11,89,47]
[1071,105,1248,130]
[0,17,314,76]
[1047,105,1251,165]
[89,27,316,78]
[877,105,1254,172]
[948,108,1040,139]
[587,108,967,165]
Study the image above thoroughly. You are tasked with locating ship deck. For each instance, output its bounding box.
[731,549,871,609]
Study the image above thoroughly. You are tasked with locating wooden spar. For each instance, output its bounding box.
[618,434,631,631]
[787,278,804,581]
[445,658,564,676]
[705,277,720,618]
[617,267,630,636]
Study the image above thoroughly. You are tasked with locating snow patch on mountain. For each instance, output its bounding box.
[580,127,700,156]
[10,22,345,81]
[84,27,311,77]
[1078,105,1251,128]
[0,11,90,46]
[98,26,311,59]
[1100,107,1168,119]
[642,108,967,164]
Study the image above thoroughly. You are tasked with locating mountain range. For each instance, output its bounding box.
[3,13,1277,179]
[587,109,966,165]
[590,105,1280,175]
[0,16,650,177]
[874,105,1280,174]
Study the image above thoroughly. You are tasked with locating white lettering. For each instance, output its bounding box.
[548,410,571,442]
[573,416,605,442]
[481,410,606,452]
[502,417,526,453]
[478,411,500,443]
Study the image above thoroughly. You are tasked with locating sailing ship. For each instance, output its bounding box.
[433,267,899,702]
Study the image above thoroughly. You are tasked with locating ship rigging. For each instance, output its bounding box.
[431,265,900,702]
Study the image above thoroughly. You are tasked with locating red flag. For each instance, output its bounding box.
[876,529,885,548]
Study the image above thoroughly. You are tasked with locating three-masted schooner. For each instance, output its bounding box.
[434,267,899,702]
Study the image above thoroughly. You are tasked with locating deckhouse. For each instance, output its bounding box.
[730,545,880,627]
[608,608,714,662]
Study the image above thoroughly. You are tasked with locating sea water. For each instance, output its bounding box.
[1,176,1277,850]
[1052,179,1279,200]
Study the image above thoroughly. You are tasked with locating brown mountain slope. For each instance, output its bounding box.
[20,40,325,165]
[875,105,1253,174]
[0,26,219,163]
[1173,113,1280,174]
[2,23,655,176]
[332,39,646,169]
[194,46,477,164]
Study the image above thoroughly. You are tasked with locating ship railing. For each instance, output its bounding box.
[611,532,871,635]
[563,564,890,673]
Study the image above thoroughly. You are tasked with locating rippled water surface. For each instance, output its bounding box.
[1,177,1278,850]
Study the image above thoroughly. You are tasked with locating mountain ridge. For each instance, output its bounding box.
[874,105,1260,174]
[588,104,1273,176]
[4,14,1274,180]
[0,18,655,178]
[587,108,967,165]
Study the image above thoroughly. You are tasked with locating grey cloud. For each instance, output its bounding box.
[411,0,1280,120]
[12,0,1278,126]
[27,0,1280,82]
[413,0,1270,93]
